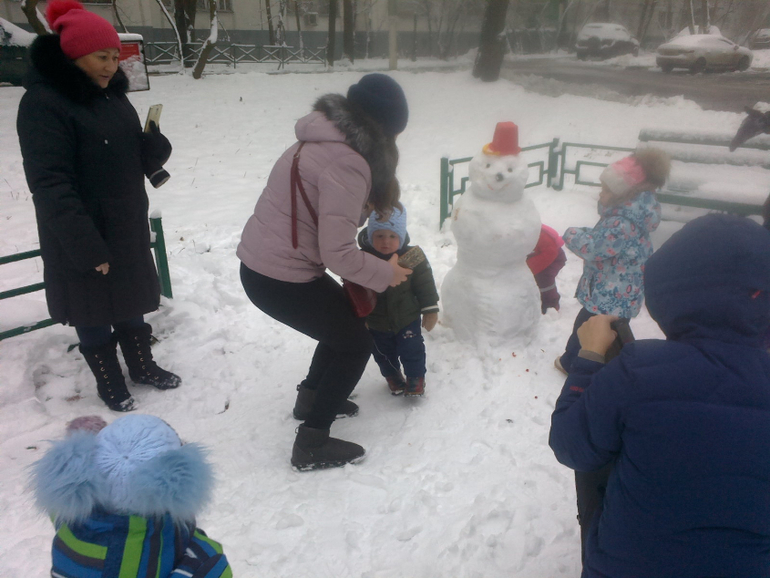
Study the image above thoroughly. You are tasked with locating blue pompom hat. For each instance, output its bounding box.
[31,414,213,524]
[367,206,407,249]
[347,73,409,136]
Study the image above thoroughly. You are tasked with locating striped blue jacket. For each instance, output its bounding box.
[51,510,231,578]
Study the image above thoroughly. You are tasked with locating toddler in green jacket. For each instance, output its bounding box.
[358,207,439,396]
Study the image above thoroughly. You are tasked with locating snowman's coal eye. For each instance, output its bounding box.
[508,168,513,172]
[486,164,491,168]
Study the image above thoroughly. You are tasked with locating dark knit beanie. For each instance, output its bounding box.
[347,73,409,136]
[46,0,121,60]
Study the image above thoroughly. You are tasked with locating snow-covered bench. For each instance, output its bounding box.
[637,128,768,222]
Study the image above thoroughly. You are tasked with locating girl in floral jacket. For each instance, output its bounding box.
[556,148,670,375]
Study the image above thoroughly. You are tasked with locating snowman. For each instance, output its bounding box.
[441,122,542,345]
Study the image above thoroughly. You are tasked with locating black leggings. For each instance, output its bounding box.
[240,263,372,430]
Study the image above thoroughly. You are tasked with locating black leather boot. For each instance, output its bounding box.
[116,323,181,390]
[80,339,136,412]
[292,384,359,420]
[291,425,366,471]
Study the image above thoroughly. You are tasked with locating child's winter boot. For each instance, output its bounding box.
[291,425,366,471]
[115,323,181,390]
[405,376,425,397]
[385,373,407,395]
[293,385,359,420]
[80,339,136,412]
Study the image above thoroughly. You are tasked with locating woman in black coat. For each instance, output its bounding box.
[16,0,179,411]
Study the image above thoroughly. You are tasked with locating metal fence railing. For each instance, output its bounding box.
[0,216,172,341]
[144,42,326,68]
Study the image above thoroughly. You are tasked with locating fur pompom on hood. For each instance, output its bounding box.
[31,415,213,526]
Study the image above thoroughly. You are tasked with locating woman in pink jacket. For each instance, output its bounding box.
[237,74,412,471]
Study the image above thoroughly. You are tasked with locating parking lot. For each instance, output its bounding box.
[501,56,770,113]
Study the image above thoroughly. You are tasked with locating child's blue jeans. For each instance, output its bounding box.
[369,319,426,379]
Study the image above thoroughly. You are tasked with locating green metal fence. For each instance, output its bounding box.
[0,216,172,341]
[440,137,765,229]
[439,139,559,228]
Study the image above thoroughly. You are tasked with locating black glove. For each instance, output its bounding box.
[141,121,172,188]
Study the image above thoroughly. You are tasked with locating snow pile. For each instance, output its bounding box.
[0,17,35,47]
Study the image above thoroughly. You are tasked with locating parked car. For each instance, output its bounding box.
[575,23,640,60]
[0,18,34,86]
[656,34,753,73]
[749,28,770,50]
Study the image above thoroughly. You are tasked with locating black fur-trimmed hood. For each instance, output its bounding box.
[26,34,128,104]
[313,93,399,202]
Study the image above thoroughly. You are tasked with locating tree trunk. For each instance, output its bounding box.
[174,0,197,67]
[294,0,304,50]
[192,0,217,79]
[327,0,337,66]
[343,0,355,62]
[154,0,184,68]
[687,0,696,34]
[700,0,710,33]
[265,0,276,45]
[20,0,49,36]
[473,0,511,81]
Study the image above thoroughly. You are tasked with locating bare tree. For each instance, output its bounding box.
[473,0,510,81]
[192,0,217,79]
[20,0,49,36]
[111,0,128,33]
[343,0,355,62]
[275,0,288,45]
[327,0,338,66]
[700,0,710,32]
[174,0,197,67]
[636,0,658,46]
[265,0,276,44]
[294,0,304,50]
[154,0,185,68]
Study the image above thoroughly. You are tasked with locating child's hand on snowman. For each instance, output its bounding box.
[422,312,438,332]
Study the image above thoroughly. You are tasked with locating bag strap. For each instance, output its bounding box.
[290,142,318,249]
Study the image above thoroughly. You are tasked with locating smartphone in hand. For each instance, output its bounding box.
[144,104,163,133]
[605,319,635,361]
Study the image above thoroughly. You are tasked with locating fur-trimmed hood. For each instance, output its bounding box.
[312,93,399,203]
[31,419,213,526]
[26,33,128,104]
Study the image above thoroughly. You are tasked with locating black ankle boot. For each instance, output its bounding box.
[291,425,365,471]
[292,384,359,420]
[116,323,181,390]
[80,339,135,412]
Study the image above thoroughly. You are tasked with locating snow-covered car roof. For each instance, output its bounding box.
[0,17,35,47]
[577,23,633,41]
[662,34,739,48]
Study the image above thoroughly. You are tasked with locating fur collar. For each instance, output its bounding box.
[313,93,399,202]
[27,34,129,104]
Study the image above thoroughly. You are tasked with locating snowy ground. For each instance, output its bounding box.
[0,59,767,577]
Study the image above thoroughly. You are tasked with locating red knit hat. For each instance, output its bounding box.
[46,0,120,60]
[482,121,521,156]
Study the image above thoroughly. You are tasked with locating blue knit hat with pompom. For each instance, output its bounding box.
[367,206,407,249]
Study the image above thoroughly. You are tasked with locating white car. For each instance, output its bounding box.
[575,23,640,60]
[656,34,753,73]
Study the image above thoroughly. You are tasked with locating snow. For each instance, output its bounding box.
[0,59,765,577]
[0,17,35,47]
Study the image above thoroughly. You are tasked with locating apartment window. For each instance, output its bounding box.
[196,0,233,12]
